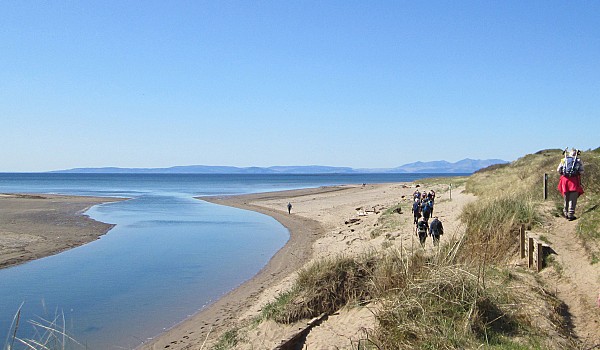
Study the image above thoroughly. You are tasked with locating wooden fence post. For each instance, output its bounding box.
[536,241,543,272]
[520,225,526,259]
[528,237,534,268]
[543,173,548,200]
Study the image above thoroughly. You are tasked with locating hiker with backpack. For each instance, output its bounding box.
[416,218,429,247]
[421,199,432,223]
[429,216,444,246]
[411,198,421,224]
[557,148,584,221]
[413,189,421,200]
[427,190,436,201]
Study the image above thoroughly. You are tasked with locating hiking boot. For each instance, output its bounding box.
[568,216,577,221]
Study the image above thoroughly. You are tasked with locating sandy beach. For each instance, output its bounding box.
[141,181,473,349]
[0,193,124,269]
[0,182,472,349]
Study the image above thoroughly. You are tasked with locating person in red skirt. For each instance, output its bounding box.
[557,148,584,221]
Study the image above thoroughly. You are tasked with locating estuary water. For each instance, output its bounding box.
[0,173,456,349]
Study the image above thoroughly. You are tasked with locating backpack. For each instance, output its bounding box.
[563,156,581,177]
[422,201,431,214]
[417,221,428,234]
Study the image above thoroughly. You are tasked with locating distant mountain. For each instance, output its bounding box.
[51,165,357,174]
[52,159,507,174]
[386,158,509,174]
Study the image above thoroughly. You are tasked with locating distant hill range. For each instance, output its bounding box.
[52,159,507,174]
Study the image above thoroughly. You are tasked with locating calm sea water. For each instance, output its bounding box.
[0,173,459,349]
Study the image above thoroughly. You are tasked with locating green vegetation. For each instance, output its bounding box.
[459,194,539,263]
[260,254,376,323]
[211,328,241,350]
[371,202,403,238]
[418,175,469,190]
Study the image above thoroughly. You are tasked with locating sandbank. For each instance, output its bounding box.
[0,193,124,269]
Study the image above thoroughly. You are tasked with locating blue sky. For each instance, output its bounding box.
[1,1,599,172]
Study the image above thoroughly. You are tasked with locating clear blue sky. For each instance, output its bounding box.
[1,1,599,172]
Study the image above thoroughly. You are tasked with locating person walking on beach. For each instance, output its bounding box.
[429,216,444,246]
[557,148,584,221]
[421,199,432,223]
[413,189,421,200]
[411,198,421,224]
[428,190,436,201]
[427,190,435,215]
[416,218,428,247]
[287,202,292,214]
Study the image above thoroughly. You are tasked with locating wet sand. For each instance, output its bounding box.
[0,193,125,269]
[138,186,339,349]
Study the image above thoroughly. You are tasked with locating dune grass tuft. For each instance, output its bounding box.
[459,194,539,264]
[261,254,377,323]
[371,263,523,349]
[4,303,83,350]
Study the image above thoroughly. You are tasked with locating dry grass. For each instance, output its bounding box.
[3,303,83,350]
[260,254,377,323]
[459,194,539,264]
[249,150,600,348]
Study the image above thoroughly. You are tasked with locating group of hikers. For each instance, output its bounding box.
[411,188,444,247]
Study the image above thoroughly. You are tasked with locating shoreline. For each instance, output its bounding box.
[138,186,344,349]
[0,193,125,269]
[140,182,465,349]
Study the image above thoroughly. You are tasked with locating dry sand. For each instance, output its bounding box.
[140,181,474,349]
[0,193,124,269]
[3,181,597,348]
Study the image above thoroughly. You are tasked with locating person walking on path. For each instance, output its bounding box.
[421,199,432,223]
[287,202,292,214]
[411,198,421,224]
[429,216,444,246]
[427,190,436,201]
[413,189,421,200]
[557,148,584,221]
[416,218,429,247]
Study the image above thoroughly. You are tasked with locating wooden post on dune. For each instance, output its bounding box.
[528,237,534,269]
[543,173,548,200]
[519,225,526,259]
[536,241,543,272]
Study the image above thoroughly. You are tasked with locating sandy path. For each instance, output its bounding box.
[538,212,600,347]
[0,193,124,269]
[140,182,475,349]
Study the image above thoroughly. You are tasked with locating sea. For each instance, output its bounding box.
[0,173,461,349]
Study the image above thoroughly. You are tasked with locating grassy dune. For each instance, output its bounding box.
[216,148,600,349]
